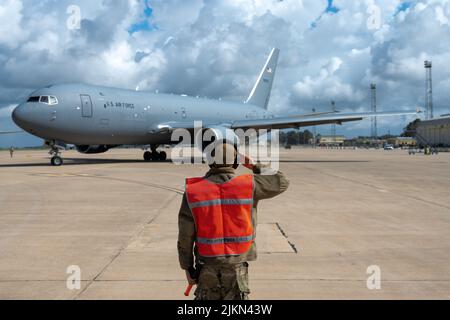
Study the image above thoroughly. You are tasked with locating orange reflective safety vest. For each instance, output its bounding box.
[185,174,254,258]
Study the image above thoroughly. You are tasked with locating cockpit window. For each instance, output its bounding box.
[27,96,40,102]
[27,95,58,105]
[49,96,58,105]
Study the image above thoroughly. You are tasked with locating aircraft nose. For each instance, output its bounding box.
[12,103,32,129]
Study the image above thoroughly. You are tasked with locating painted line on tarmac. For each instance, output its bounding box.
[27,172,184,195]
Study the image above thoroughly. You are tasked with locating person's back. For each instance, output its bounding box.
[178,142,289,300]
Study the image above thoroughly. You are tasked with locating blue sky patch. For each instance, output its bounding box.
[128,0,157,34]
[326,0,339,14]
[395,1,412,16]
[310,0,339,29]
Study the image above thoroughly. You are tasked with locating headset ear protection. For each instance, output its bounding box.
[233,146,240,169]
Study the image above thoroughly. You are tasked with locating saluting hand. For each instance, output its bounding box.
[240,154,255,170]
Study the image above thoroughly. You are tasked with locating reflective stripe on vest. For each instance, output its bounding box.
[185,174,254,258]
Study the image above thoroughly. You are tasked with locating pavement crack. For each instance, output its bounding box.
[73,192,180,300]
[29,173,185,195]
[276,222,298,254]
[91,176,184,195]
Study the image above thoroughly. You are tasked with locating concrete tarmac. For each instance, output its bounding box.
[0,147,449,300]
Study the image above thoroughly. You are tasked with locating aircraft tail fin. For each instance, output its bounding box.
[245,48,279,110]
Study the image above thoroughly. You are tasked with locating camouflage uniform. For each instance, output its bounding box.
[178,165,289,300]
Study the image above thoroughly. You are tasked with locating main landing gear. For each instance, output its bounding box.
[48,142,64,166]
[143,145,167,162]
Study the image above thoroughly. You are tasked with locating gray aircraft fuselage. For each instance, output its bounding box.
[10,47,416,164]
[12,83,272,146]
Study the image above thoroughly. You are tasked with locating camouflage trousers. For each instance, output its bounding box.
[194,262,250,300]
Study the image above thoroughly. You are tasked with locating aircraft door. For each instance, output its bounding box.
[80,94,93,118]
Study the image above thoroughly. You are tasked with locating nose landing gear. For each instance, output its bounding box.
[47,141,64,166]
[143,145,167,162]
[51,155,63,166]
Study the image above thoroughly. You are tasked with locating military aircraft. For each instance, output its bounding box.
[6,48,418,166]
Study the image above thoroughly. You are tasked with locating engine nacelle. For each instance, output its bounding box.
[76,145,112,154]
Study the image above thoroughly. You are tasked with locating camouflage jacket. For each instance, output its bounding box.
[177,165,289,270]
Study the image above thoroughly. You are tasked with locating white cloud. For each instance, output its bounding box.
[0,104,17,118]
[435,5,450,25]
[293,57,363,102]
[1,0,450,145]
[0,0,28,48]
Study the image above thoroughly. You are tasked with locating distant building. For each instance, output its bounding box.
[416,116,450,147]
[344,138,386,148]
[387,137,417,147]
[319,135,346,146]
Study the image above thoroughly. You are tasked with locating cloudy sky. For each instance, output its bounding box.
[1,0,449,147]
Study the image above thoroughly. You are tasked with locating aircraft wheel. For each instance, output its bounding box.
[51,156,63,166]
[159,151,167,161]
[150,152,159,161]
[144,151,152,161]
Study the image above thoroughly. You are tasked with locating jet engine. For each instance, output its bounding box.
[76,145,112,154]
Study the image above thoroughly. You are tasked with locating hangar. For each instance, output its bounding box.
[417,116,450,147]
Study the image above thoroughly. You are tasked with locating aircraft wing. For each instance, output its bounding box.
[287,111,339,118]
[156,110,420,133]
[0,131,23,135]
[230,110,420,130]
